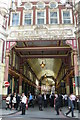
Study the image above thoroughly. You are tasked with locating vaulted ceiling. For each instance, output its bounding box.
[14,40,72,85]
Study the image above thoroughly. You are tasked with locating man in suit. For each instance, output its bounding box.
[21,93,26,115]
[38,93,43,111]
[43,92,47,108]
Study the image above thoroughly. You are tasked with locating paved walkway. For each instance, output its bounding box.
[62,107,80,119]
[0,109,17,116]
[0,107,80,119]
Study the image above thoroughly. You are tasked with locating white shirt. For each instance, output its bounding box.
[70,94,76,101]
[22,95,26,104]
[64,94,68,100]
[12,96,16,103]
[6,96,10,104]
[44,94,46,100]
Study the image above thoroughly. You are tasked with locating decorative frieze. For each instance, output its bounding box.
[7,25,74,41]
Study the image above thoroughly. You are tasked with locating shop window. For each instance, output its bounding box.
[10,12,20,26]
[36,10,46,24]
[62,10,72,24]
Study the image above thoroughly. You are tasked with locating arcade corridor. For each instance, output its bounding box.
[6,40,74,95]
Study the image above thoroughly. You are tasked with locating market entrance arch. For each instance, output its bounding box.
[4,37,77,96]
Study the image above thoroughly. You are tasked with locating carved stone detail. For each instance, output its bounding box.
[8,27,74,41]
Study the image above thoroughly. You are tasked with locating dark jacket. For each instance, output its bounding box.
[55,97,60,110]
[38,94,43,104]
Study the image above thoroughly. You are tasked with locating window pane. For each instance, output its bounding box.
[37,11,45,24]
[50,12,58,24]
[50,19,57,24]
[37,12,44,17]
[50,12,57,17]
[24,13,32,25]
[25,19,31,25]
[63,11,71,24]
[37,19,44,24]
[12,13,19,26]
[63,11,70,18]
[25,13,31,18]
[64,20,71,24]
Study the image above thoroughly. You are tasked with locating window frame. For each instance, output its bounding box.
[61,9,73,24]
[10,12,21,26]
[36,9,46,25]
[49,9,59,24]
[23,10,33,25]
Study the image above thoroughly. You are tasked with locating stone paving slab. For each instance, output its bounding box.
[0,107,80,119]
[62,107,80,118]
[0,109,17,116]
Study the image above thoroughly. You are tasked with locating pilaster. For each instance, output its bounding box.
[19,67,23,94]
[0,63,5,108]
[2,50,10,96]
[19,76,22,94]
[12,76,15,94]
[4,50,10,81]
[73,50,79,95]
[66,76,70,95]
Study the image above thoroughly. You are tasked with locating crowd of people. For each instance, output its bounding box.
[5,91,80,116]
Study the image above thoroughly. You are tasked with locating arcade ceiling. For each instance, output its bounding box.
[14,39,72,85]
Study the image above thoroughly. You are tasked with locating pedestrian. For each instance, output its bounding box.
[10,92,13,109]
[38,93,43,111]
[28,92,34,107]
[12,93,16,109]
[70,93,76,108]
[16,93,21,110]
[54,94,60,115]
[51,93,55,107]
[64,94,68,106]
[59,94,63,111]
[6,94,11,110]
[21,93,27,115]
[43,92,47,108]
[65,94,75,117]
